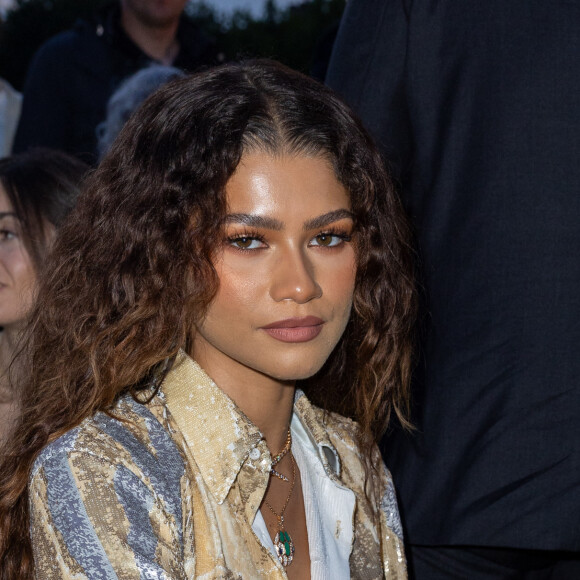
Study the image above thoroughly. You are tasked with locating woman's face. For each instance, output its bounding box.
[0,184,37,330]
[193,152,357,385]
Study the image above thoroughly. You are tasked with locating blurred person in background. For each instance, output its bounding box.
[13,0,221,163]
[0,149,88,445]
[327,0,580,578]
[96,63,185,160]
[0,78,22,158]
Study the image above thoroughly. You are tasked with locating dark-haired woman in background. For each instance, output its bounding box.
[0,62,416,579]
[0,150,88,445]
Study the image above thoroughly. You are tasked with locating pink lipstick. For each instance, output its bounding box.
[261,316,324,343]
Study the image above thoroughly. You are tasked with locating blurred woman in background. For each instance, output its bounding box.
[0,150,88,444]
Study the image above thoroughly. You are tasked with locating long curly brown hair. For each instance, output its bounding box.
[0,60,416,578]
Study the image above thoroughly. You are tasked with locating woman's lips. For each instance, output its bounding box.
[261,316,324,343]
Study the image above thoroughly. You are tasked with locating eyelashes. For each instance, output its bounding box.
[311,230,352,248]
[225,227,353,252]
[227,231,266,251]
[0,229,17,242]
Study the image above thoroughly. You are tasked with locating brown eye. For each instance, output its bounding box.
[228,236,264,250]
[315,234,334,246]
[311,232,349,247]
[234,237,253,249]
[0,229,17,242]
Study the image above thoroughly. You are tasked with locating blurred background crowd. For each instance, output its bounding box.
[0,0,344,158]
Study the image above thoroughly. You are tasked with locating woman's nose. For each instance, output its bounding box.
[269,247,322,303]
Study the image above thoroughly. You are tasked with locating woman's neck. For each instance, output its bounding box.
[220,373,295,455]
[0,325,20,385]
[0,325,21,444]
[193,349,295,454]
[226,375,295,455]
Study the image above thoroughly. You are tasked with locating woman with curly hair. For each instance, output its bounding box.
[0,150,88,446]
[0,60,416,579]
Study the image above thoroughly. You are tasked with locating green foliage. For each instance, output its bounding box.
[0,0,346,91]
[190,0,345,75]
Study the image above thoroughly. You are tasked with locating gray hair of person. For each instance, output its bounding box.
[96,65,186,160]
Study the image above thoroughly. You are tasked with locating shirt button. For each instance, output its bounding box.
[249,447,261,460]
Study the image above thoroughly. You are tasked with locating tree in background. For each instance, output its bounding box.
[192,0,345,78]
[0,0,345,91]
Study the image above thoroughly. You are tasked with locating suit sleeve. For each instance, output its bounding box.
[13,38,73,154]
[29,448,186,579]
[326,0,413,182]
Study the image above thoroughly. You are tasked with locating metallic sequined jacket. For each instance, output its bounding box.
[30,352,407,579]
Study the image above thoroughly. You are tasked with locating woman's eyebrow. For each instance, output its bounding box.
[303,209,354,231]
[224,209,354,231]
[0,212,17,220]
[225,213,284,231]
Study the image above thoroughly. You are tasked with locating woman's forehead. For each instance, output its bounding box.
[225,152,350,219]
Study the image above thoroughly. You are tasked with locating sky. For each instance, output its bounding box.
[203,0,305,19]
[0,0,307,20]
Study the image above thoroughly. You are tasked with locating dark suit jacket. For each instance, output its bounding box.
[327,0,580,551]
[13,3,219,164]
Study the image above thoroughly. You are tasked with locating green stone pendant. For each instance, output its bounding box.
[273,528,295,566]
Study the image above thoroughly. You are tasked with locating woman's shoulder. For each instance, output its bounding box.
[315,405,406,546]
[295,393,396,489]
[295,392,405,549]
[295,391,363,451]
[31,394,186,486]
[28,395,189,574]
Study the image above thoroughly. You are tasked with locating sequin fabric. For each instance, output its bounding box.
[30,352,407,579]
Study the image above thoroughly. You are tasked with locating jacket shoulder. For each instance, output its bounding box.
[32,396,186,489]
[32,18,96,58]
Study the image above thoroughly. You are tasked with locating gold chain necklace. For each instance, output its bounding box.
[270,429,292,481]
[263,434,296,567]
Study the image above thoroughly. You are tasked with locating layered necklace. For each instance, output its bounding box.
[263,429,296,567]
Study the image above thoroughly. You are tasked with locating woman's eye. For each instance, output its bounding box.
[311,233,348,247]
[229,236,264,250]
[0,230,16,242]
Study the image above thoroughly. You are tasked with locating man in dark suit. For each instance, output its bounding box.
[14,0,220,163]
[327,1,580,577]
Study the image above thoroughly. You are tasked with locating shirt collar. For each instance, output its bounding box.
[293,390,342,479]
[161,351,342,503]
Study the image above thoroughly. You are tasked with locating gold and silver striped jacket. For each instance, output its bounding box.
[30,352,407,579]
